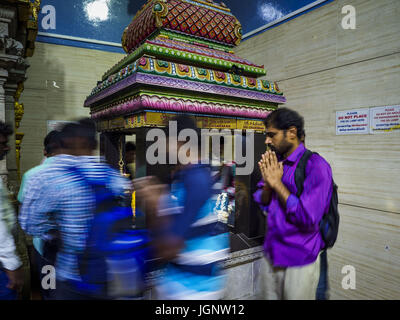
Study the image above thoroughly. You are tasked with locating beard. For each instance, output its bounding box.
[267,144,277,153]
[270,140,293,158]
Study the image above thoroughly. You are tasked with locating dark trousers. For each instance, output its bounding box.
[55,280,106,300]
[0,268,17,300]
[316,250,329,300]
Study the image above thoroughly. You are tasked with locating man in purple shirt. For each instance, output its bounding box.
[253,108,333,300]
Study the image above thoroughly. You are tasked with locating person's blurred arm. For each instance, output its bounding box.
[19,177,54,236]
[171,168,210,239]
[0,210,22,271]
[0,182,23,292]
[133,176,166,223]
[133,177,180,261]
[152,169,211,262]
[17,172,27,204]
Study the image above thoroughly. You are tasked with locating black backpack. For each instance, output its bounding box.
[294,150,339,249]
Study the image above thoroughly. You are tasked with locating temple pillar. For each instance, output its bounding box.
[4,83,18,191]
[100,132,124,171]
[231,132,266,250]
[0,0,40,300]
[0,68,7,183]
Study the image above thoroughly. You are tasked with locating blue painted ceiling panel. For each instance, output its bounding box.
[37,0,326,52]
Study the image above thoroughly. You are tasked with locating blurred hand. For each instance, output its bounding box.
[141,184,167,211]
[133,176,167,222]
[154,234,184,262]
[132,176,160,191]
[4,267,24,292]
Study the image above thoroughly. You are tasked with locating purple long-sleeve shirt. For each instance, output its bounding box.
[253,143,332,267]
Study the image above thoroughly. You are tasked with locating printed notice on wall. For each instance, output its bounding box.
[336,109,370,135]
[369,105,400,134]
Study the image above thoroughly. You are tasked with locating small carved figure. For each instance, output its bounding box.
[0,36,24,56]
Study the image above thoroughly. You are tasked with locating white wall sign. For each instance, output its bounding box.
[369,105,400,134]
[336,108,370,135]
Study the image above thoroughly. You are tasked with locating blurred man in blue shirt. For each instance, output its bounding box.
[20,119,131,299]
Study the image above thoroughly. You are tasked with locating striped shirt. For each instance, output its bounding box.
[19,154,131,281]
[18,157,57,256]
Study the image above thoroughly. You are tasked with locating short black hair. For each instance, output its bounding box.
[59,118,97,150]
[171,114,200,147]
[44,130,62,154]
[264,107,305,139]
[0,122,13,137]
[125,142,136,152]
[173,114,198,133]
[301,131,306,141]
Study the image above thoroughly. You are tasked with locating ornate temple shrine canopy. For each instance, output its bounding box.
[122,0,242,52]
[84,0,286,133]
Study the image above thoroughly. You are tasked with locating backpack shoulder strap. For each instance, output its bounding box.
[294,149,316,198]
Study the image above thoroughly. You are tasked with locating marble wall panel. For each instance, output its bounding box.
[329,204,400,299]
[235,0,400,299]
[336,0,400,65]
[19,42,124,174]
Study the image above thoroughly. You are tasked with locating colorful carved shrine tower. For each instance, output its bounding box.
[84,0,286,138]
[84,0,286,243]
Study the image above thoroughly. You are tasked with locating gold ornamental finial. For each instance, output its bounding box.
[14,83,25,130]
[30,0,42,23]
[14,82,25,182]
[14,102,24,130]
[234,21,242,46]
[118,135,130,178]
[121,27,129,53]
[15,133,25,182]
[14,82,24,102]
[153,0,168,28]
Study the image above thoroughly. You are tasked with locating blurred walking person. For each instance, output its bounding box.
[0,122,24,299]
[18,130,63,299]
[20,119,147,300]
[140,115,229,299]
